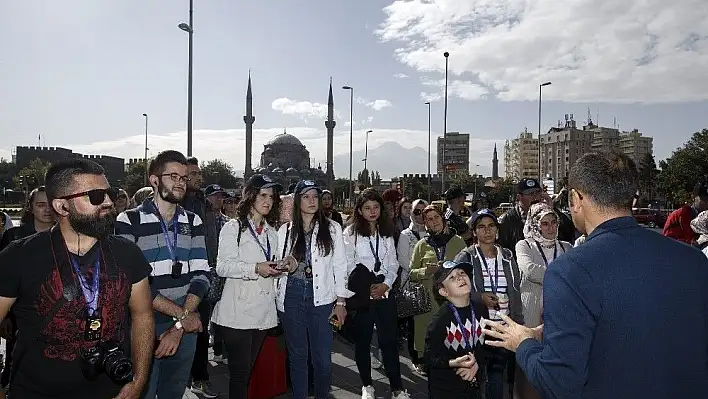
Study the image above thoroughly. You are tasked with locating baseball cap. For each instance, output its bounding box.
[433,260,474,288]
[204,184,227,197]
[517,178,541,194]
[469,208,498,229]
[294,180,322,195]
[694,181,708,198]
[444,187,465,200]
[244,174,283,193]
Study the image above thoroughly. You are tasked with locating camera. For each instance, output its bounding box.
[81,340,133,385]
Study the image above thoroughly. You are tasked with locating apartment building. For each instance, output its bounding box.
[437,132,470,176]
[539,115,594,187]
[504,129,539,182]
[620,129,653,166]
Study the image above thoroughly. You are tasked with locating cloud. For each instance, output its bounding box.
[271,98,329,120]
[0,127,502,179]
[393,73,409,78]
[376,0,708,103]
[420,76,488,102]
[356,97,393,111]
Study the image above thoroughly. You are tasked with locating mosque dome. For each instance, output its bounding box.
[266,132,304,147]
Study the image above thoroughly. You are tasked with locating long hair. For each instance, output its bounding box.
[347,188,394,237]
[289,191,333,260]
[235,186,282,230]
[20,186,46,226]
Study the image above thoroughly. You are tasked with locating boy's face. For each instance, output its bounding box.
[438,268,472,298]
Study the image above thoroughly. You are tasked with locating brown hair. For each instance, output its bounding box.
[347,188,394,237]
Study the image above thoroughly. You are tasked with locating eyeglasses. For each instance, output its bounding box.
[159,173,189,183]
[59,188,118,206]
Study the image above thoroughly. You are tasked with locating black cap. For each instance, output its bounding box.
[468,208,498,229]
[433,260,474,287]
[294,180,322,196]
[204,184,227,197]
[244,174,283,193]
[517,178,541,194]
[694,182,708,198]
[444,187,465,200]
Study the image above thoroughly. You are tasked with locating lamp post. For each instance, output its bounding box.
[441,51,450,193]
[538,81,552,178]
[178,0,194,156]
[342,85,354,205]
[425,101,431,201]
[363,130,372,180]
[142,113,148,186]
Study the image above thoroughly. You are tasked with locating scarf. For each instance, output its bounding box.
[691,210,708,245]
[523,203,557,247]
[408,199,428,232]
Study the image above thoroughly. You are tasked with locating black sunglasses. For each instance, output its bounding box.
[59,188,118,206]
[413,209,423,216]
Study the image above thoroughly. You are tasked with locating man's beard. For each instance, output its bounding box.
[68,206,116,239]
[158,180,184,204]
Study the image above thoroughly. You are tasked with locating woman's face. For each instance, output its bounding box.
[412,203,426,225]
[539,213,558,240]
[424,210,445,234]
[474,216,498,245]
[252,188,275,217]
[400,202,412,219]
[224,198,237,215]
[384,202,395,219]
[115,192,128,211]
[299,189,319,215]
[32,191,54,224]
[359,200,381,222]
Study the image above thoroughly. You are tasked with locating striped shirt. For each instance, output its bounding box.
[115,199,210,324]
[481,257,509,321]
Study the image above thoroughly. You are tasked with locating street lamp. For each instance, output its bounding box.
[342,85,354,205]
[538,81,552,178]
[142,113,148,186]
[425,101,431,201]
[442,51,450,193]
[363,130,372,178]
[178,0,194,156]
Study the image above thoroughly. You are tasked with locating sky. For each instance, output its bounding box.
[2,0,707,179]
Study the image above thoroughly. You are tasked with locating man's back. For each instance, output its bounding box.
[540,217,708,398]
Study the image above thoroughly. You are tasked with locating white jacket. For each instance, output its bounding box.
[275,220,354,312]
[211,218,279,330]
[343,225,399,289]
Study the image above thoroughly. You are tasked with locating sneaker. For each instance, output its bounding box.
[212,354,227,364]
[392,389,411,399]
[413,363,427,376]
[361,385,375,399]
[190,380,218,398]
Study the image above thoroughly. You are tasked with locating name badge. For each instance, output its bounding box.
[85,311,103,341]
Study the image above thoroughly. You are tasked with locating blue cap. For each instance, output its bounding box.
[469,208,498,229]
[294,180,322,195]
[434,260,474,287]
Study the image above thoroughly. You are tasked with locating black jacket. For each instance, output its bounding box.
[498,206,575,257]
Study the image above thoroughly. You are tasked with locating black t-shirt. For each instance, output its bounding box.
[425,300,491,397]
[0,230,152,399]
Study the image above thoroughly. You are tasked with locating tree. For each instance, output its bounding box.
[402,176,427,201]
[201,159,239,188]
[486,178,516,207]
[637,153,659,205]
[373,171,381,186]
[656,128,708,207]
[123,162,148,195]
[0,158,15,188]
[357,168,371,185]
[14,158,51,189]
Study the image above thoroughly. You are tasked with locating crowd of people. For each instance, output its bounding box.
[0,149,706,399]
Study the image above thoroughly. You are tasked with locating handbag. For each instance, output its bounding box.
[395,274,432,318]
[206,267,226,303]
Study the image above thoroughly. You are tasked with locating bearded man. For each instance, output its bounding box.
[115,150,210,399]
[0,159,154,399]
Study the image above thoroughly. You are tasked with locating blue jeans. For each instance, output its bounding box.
[142,304,198,398]
[486,348,511,399]
[279,278,334,399]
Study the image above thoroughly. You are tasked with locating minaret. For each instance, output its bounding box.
[324,77,336,189]
[492,143,499,180]
[243,71,255,177]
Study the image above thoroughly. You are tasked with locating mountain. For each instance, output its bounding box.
[333,141,431,180]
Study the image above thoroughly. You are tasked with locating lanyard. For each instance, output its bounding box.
[70,255,101,316]
[448,303,475,350]
[368,233,381,272]
[304,230,312,267]
[154,202,179,261]
[429,239,446,262]
[477,246,499,294]
[247,220,271,261]
[535,241,558,267]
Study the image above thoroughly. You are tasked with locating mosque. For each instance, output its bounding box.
[243,74,336,189]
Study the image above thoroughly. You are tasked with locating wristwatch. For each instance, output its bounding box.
[174,321,184,330]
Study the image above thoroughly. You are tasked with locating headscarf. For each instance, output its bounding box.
[523,202,558,246]
[691,210,708,245]
[408,199,428,232]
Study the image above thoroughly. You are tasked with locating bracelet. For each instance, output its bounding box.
[336,301,346,307]
[174,309,190,321]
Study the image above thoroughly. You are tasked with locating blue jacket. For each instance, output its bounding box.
[517,216,708,398]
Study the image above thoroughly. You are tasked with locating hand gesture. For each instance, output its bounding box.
[256,262,281,278]
[481,292,499,309]
[425,262,439,275]
[455,365,479,381]
[370,283,389,299]
[483,313,538,352]
[155,327,184,358]
[112,380,144,399]
[283,255,298,272]
[332,304,347,326]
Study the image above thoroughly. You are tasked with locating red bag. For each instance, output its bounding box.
[248,335,287,399]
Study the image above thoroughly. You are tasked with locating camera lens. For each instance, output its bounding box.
[104,350,133,384]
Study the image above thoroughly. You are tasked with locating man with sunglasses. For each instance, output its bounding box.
[0,159,154,399]
[115,150,211,399]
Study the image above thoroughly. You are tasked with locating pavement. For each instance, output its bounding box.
[205,333,431,399]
